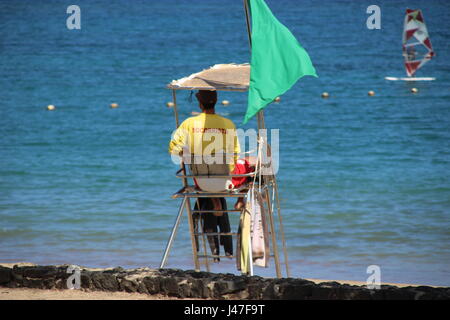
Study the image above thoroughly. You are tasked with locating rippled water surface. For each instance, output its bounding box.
[1,0,449,285]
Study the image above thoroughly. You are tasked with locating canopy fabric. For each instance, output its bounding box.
[167,63,250,92]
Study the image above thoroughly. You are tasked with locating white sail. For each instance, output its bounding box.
[402,9,435,77]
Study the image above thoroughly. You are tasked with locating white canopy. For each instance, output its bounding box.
[167,63,250,92]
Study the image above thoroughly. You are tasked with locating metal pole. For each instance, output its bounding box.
[248,17,288,274]
[266,140,291,278]
[264,187,281,278]
[272,177,291,277]
[171,89,200,271]
[257,110,284,277]
[197,199,211,272]
[243,0,252,50]
[172,89,180,128]
[259,110,266,128]
[186,201,200,271]
[160,197,186,268]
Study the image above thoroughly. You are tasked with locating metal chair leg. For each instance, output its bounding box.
[264,188,282,278]
[160,197,187,268]
[272,179,291,278]
[185,198,201,271]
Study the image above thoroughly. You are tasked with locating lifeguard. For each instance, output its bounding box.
[168,90,250,210]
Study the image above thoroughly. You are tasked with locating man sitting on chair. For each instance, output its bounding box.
[168,90,250,211]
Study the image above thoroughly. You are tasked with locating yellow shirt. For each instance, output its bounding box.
[168,113,240,169]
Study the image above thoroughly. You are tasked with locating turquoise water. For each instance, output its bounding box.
[1,0,449,286]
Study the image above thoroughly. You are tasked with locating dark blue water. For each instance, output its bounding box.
[1,0,449,286]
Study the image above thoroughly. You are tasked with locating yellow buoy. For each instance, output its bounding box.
[110,103,119,109]
[222,100,230,106]
[274,96,281,102]
[368,90,375,96]
[321,92,329,99]
[411,88,419,94]
[47,105,55,111]
[166,102,175,108]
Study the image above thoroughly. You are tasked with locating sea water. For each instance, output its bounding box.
[1,0,449,286]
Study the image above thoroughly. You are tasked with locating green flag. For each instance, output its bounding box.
[243,0,317,124]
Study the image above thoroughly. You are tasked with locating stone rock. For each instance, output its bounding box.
[90,272,119,291]
[0,267,12,284]
[137,281,149,294]
[188,278,206,298]
[176,279,191,298]
[0,264,449,300]
[120,279,139,293]
[104,267,124,274]
[160,276,181,297]
[143,276,161,295]
[21,266,53,278]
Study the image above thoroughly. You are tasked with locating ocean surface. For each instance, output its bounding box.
[1,0,449,286]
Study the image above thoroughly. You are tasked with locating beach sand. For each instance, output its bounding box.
[0,287,171,300]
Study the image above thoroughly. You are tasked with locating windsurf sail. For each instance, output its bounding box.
[402,9,435,77]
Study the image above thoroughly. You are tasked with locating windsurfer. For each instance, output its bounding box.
[407,46,416,61]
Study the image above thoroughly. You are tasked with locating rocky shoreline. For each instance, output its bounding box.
[0,264,449,300]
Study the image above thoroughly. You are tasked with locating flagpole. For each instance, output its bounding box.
[243,0,265,131]
[243,0,291,278]
[243,0,252,50]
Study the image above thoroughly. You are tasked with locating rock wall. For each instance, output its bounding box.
[0,264,449,300]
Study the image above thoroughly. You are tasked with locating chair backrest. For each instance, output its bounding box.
[184,153,233,192]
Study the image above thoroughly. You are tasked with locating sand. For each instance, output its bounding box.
[0,288,164,300]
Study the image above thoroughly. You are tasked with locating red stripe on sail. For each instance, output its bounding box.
[423,38,433,51]
[406,9,415,14]
[405,61,421,77]
[405,28,418,41]
[416,11,424,23]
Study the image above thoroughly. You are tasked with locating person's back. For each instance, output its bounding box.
[168,90,240,169]
[169,90,250,210]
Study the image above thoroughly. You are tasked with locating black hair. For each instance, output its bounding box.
[196,90,217,109]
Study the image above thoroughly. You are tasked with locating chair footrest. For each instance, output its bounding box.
[194,232,238,236]
[192,209,242,213]
[172,186,248,199]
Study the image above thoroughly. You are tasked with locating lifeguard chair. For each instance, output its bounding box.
[159,63,290,278]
